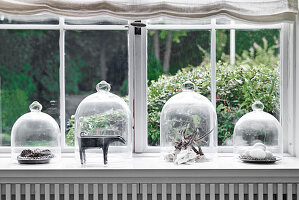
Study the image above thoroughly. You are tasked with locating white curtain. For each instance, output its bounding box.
[0,0,297,22]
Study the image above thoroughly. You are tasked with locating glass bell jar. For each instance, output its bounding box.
[75,81,131,166]
[233,101,282,163]
[160,81,217,164]
[11,101,61,164]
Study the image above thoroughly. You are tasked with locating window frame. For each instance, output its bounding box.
[0,16,296,156]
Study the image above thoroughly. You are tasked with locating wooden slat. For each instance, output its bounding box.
[162,184,167,200]
[55,184,59,200]
[84,184,89,200]
[277,184,283,200]
[35,184,40,200]
[5,184,11,200]
[297,184,299,200]
[219,184,224,200]
[64,184,69,200]
[93,184,98,200]
[45,184,50,200]
[103,184,108,200]
[113,184,117,200]
[132,184,137,200]
[0,184,1,200]
[190,184,196,200]
[210,184,215,200]
[171,184,176,200]
[229,184,234,200]
[248,184,254,200]
[152,184,157,200]
[287,184,292,200]
[122,184,127,200]
[25,184,30,200]
[200,184,205,200]
[15,184,21,200]
[267,184,273,200]
[181,184,186,200]
[74,184,79,200]
[239,184,244,200]
[142,184,147,200]
[258,184,263,200]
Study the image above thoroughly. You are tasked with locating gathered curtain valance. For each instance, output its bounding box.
[0,0,297,23]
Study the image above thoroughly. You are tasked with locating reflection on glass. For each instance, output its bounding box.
[0,14,58,24]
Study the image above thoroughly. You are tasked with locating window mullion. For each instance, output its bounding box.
[230,21,236,65]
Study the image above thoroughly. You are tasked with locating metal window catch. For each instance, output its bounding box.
[130,21,146,35]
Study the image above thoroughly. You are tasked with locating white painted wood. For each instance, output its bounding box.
[35,184,40,200]
[55,184,59,200]
[277,184,283,200]
[258,184,263,200]
[113,184,117,200]
[142,184,147,200]
[181,184,186,200]
[45,184,50,200]
[190,184,196,200]
[200,184,205,200]
[287,184,292,200]
[267,184,273,200]
[93,184,98,200]
[230,28,235,65]
[84,184,89,200]
[210,184,215,200]
[132,184,137,200]
[147,24,281,30]
[171,184,176,200]
[162,184,167,200]
[238,184,244,200]
[152,184,157,200]
[74,184,79,200]
[64,25,127,30]
[0,184,1,200]
[25,184,30,200]
[5,184,10,200]
[122,184,127,200]
[64,184,69,200]
[229,184,234,200]
[249,184,254,200]
[15,184,21,200]
[297,184,299,200]
[103,184,108,200]
[219,184,224,200]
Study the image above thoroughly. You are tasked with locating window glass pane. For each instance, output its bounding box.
[0,30,60,146]
[147,17,210,25]
[147,30,211,146]
[65,30,128,146]
[65,16,128,25]
[216,29,280,146]
[0,14,59,24]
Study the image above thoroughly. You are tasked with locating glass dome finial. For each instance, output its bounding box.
[252,100,264,111]
[182,80,195,92]
[96,80,111,92]
[29,101,42,112]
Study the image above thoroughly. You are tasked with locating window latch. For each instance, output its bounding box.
[130,21,146,35]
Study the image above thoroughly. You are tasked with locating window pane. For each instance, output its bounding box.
[216,29,280,146]
[65,30,128,146]
[65,16,128,25]
[0,14,59,24]
[147,30,211,146]
[0,30,60,146]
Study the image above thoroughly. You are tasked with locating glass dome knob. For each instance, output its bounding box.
[252,100,264,111]
[29,101,42,112]
[96,80,111,92]
[182,81,195,91]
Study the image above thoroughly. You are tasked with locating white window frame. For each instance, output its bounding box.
[0,16,297,156]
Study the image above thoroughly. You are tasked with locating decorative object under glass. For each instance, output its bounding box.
[11,101,61,164]
[160,81,217,164]
[233,101,282,163]
[75,81,131,165]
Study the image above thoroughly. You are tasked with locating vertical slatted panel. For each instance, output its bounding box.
[64,184,69,200]
[239,184,244,200]
[277,184,283,200]
[103,184,108,200]
[287,184,292,200]
[93,184,98,200]
[268,184,273,200]
[249,184,254,200]
[113,184,117,200]
[190,184,196,200]
[15,184,21,200]
[219,184,224,200]
[229,184,234,200]
[258,184,263,200]
[25,184,30,200]
[122,184,127,200]
[200,184,205,200]
[171,184,176,200]
[181,184,186,200]
[74,184,79,200]
[84,184,89,200]
[162,184,167,200]
[210,184,215,200]
[142,184,147,200]
[35,184,40,200]
[5,184,11,200]
[45,184,50,200]
[55,184,59,200]
[132,184,137,200]
[152,184,157,200]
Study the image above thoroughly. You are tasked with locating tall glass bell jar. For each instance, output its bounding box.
[160,81,217,164]
[233,101,282,163]
[75,81,131,166]
[11,101,61,164]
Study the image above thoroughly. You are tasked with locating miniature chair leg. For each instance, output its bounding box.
[79,148,86,164]
[102,144,109,165]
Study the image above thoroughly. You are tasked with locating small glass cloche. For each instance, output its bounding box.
[75,81,131,165]
[11,101,61,164]
[160,81,217,164]
[233,101,282,163]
